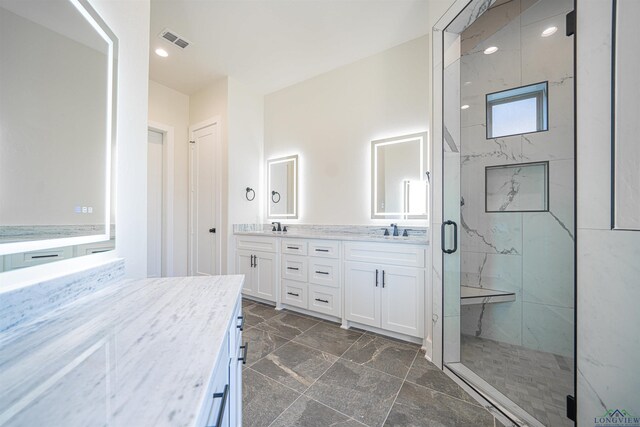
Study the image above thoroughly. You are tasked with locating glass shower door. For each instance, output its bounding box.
[440,0,575,425]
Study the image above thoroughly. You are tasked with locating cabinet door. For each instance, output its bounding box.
[255,251,276,302]
[380,265,424,338]
[236,250,255,296]
[344,261,381,328]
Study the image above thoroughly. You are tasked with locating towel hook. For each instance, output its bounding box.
[245,187,255,201]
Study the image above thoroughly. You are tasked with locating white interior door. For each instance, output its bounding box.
[189,122,219,276]
[147,129,163,277]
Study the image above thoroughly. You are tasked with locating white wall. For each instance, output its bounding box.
[91,0,150,278]
[264,35,429,225]
[227,77,264,272]
[148,80,190,276]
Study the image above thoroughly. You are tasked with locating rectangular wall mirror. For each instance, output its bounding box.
[371,132,428,219]
[0,0,117,272]
[267,155,298,219]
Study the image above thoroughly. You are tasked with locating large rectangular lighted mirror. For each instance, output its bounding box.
[0,0,117,272]
[267,155,298,219]
[371,132,428,219]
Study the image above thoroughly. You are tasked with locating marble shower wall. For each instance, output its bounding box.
[457,0,575,357]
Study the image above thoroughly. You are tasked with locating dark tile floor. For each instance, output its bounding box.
[242,299,497,427]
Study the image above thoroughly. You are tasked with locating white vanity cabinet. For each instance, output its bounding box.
[280,238,342,317]
[344,242,425,338]
[236,236,277,302]
[197,298,245,427]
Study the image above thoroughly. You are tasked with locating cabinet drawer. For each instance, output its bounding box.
[199,333,230,427]
[308,240,340,258]
[281,239,308,255]
[282,255,308,282]
[309,257,340,288]
[343,242,426,268]
[308,285,341,317]
[281,280,308,309]
[236,236,277,253]
[5,247,74,270]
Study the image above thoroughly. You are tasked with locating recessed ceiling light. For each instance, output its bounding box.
[461,105,470,110]
[155,48,169,57]
[484,46,499,55]
[541,26,558,37]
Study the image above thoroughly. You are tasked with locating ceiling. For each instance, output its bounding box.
[149,0,433,95]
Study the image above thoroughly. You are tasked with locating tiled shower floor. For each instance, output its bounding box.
[241,299,498,427]
[461,334,574,427]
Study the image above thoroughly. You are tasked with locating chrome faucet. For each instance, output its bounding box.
[390,223,399,237]
[271,222,282,232]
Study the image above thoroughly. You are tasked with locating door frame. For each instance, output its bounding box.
[148,121,175,277]
[188,117,222,276]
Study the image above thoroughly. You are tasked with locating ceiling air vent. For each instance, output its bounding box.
[159,28,190,49]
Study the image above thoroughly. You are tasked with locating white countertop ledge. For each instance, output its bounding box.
[0,275,244,427]
[234,230,429,245]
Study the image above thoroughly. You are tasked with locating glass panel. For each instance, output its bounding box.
[441,0,575,425]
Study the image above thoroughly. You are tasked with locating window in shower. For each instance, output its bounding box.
[486,82,548,138]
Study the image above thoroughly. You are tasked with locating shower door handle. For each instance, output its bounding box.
[441,220,458,254]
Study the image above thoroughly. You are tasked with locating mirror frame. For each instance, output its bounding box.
[267,155,298,219]
[371,132,429,220]
[0,0,118,257]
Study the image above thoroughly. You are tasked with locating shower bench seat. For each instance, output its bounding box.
[461,285,516,305]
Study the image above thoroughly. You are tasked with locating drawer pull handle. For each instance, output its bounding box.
[315,249,329,252]
[287,267,299,271]
[315,298,329,304]
[239,342,249,364]
[287,291,300,297]
[237,315,245,331]
[315,271,329,275]
[31,254,59,259]
[287,246,299,250]
[209,383,229,427]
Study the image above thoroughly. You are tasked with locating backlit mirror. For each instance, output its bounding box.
[0,0,117,272]
[267,155,298,219]
[371,132,428,219]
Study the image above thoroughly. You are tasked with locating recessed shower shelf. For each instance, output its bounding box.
[461,285,516,305]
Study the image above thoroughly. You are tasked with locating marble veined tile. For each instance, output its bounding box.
[461,298,523,346]
[305,359,403,427]
[522,212,574,308]
[486,162,548,212]
[342,334,419,379]
[522,302,573,357]
[270,396,362,427]
[384,381,494,427]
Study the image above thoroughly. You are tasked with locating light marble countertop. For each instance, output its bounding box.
[234,230,429,245]
[0,275,244,427]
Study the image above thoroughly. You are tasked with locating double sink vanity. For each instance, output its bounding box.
[235,225,430,343]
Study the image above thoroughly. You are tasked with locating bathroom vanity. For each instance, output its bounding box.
[0,269,245,427]
[235,228,429,343]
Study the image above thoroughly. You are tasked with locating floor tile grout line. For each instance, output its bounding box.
[246,366,304,396]
[380,348,420,427]
[402,377,487,409]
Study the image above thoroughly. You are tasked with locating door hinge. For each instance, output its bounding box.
[566,11,576,36]
[566,395,576,421]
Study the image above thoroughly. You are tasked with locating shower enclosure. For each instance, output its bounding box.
[434,0,576,425]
